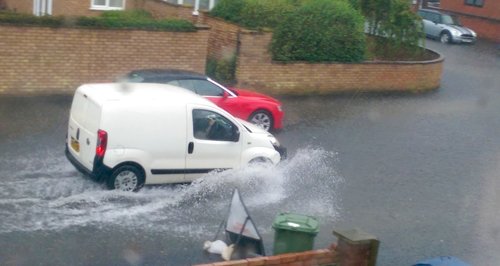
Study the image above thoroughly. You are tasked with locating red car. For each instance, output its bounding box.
[124,69,284,131]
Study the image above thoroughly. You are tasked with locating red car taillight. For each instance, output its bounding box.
[96,130,108,158]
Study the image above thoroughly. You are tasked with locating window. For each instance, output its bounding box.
[465,0,484,7]
[192,110,238,141]
[178,79,224,96]
[91,0,125,10]
[429,13,441,23]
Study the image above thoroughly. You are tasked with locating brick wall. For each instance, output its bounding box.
[0,25,209,94]
[3,0,31,13]
[458,15,500,42]
[236,31,443,95]
[52,0,104,17]
[3,0,199,20]
[195,248,337,266]
[4,0,105,16]
[203,15,240,60]
[441,0,500,19]
[142,0,200,23]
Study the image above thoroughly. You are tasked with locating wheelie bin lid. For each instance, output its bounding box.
[272,212,319,234]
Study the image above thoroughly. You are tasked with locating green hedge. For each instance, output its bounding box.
[210,0,246,24]
[0,10,196,31]
[0,11,65,27]
[206,56,237,85]
[211,0,296,29]
[271,0,366,62]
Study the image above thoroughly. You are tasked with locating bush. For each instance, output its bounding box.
[238,0,295,29]
[0,10,196,32]
[271,0,366,62]
[76,10,196,31]
[211,0,296,29]
[206,56,237,85]
[378,0,423,51]
[210,0,246,24]
[352,0,424,58]
[0,11,64,27]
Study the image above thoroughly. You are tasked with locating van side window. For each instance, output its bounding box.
[192,109,238,142]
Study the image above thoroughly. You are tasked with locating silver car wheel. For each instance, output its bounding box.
[440,32,451,44]
[114,170,138,192]
[250,111,272,131]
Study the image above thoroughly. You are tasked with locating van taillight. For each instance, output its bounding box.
[96,130,108,158]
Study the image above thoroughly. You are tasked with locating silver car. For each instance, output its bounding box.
[418,9,476,44]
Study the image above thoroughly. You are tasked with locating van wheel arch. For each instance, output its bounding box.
[107,162,146,192]
[249,157,273,165]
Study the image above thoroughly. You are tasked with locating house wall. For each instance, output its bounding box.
[236,31,444,95]
[142,0,200,23]
[441,0,500,19]
[3,0,143,16]
[52,0,107,17]
[439,0,500,42]
[1,0,201,21]
[457,15,500,42]
[3,0,31,13]
[0,25,209,94]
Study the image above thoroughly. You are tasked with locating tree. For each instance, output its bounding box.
[271,0,366,62]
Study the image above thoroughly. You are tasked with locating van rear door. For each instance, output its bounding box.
[67,91,101,171]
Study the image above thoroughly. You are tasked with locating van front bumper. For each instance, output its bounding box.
[274,145,287,160]
[65,146,111,182]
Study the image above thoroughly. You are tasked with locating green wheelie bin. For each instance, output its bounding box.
[272,212,319,255]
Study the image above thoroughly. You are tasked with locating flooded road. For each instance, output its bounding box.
[1,39,499,265]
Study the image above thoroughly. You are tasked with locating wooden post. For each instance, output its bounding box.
[333,228,379,266]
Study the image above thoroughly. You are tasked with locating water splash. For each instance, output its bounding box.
[0,147,342,234]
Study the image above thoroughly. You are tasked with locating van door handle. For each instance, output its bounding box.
[188,142,194,154]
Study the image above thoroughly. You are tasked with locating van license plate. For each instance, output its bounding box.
[71,138,80,152]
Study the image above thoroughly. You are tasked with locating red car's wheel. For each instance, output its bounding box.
[249,110,273,131]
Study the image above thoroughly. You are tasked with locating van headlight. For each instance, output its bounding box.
[268,134,280,147]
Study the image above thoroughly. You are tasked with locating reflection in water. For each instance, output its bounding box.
[0,148,342,235]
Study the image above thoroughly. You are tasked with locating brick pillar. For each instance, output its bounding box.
[333,228,379,266]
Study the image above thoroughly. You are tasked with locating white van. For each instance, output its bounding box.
[65,83,286,191]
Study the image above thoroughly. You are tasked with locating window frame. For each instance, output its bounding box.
[192,109,239,142]
[90,0,126,11]
[464,0,484,7]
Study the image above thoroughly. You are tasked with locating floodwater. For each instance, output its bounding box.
[0,39,499,265]
[0,96,342,265]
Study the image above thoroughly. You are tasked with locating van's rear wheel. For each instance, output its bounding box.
[107,165,145,192]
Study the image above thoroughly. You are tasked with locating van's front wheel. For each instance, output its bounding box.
[107,165,145,192]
